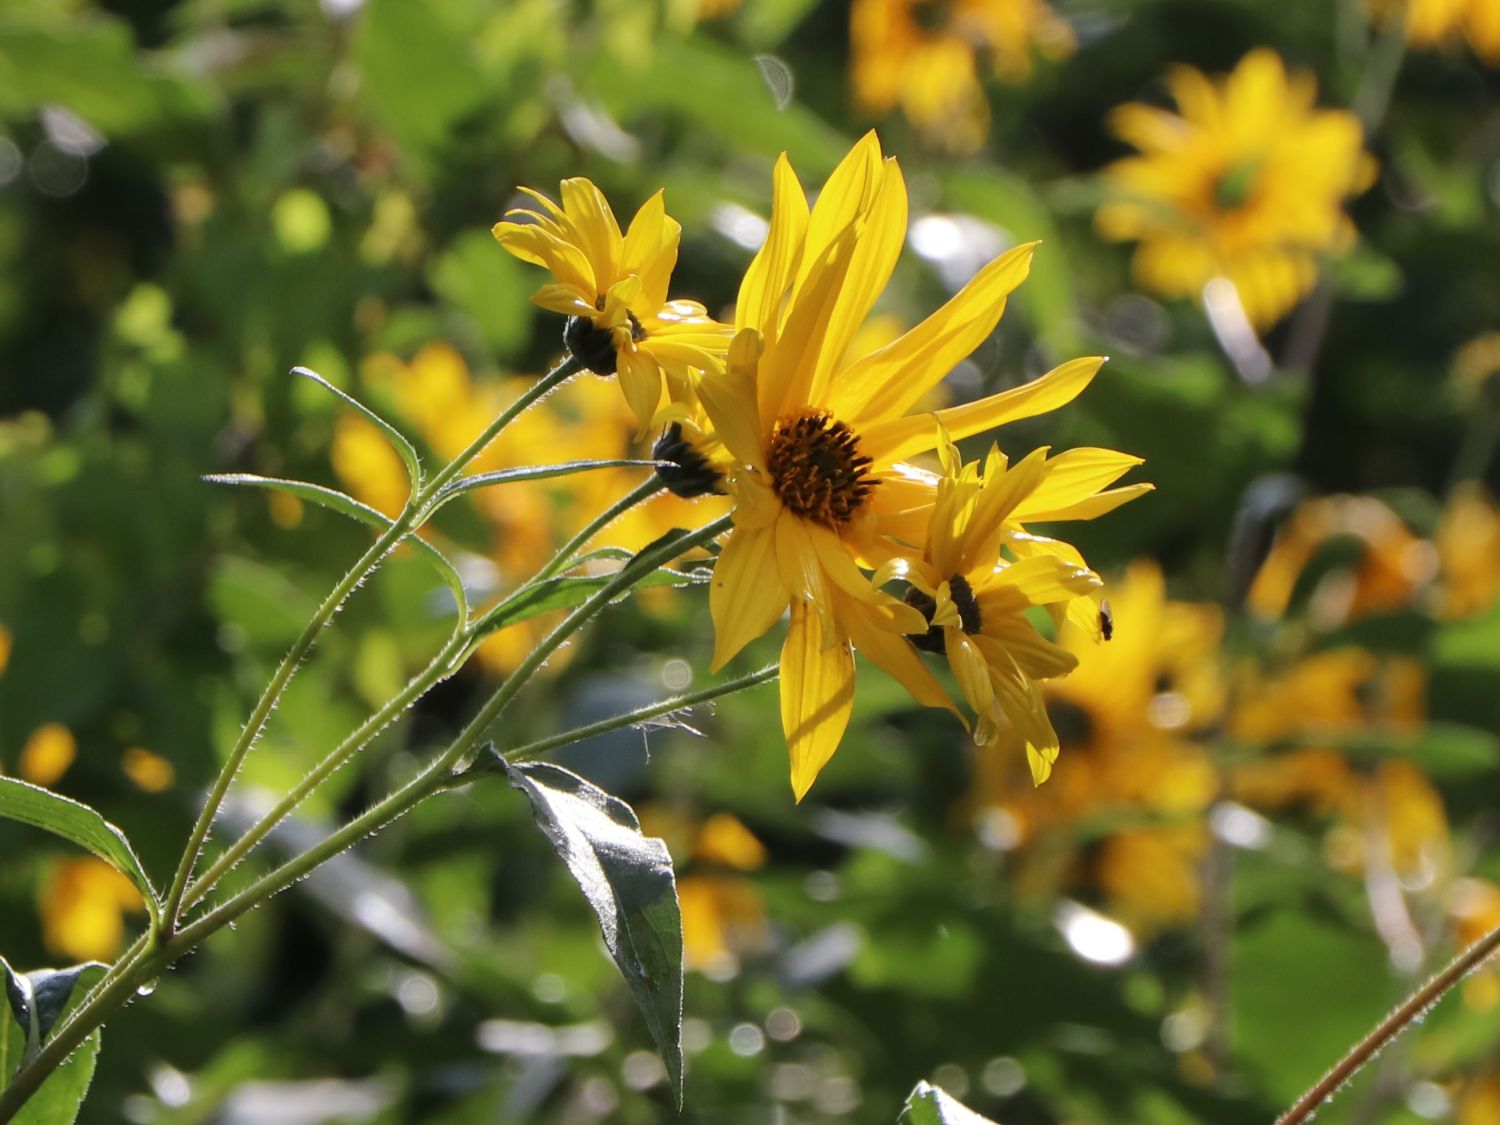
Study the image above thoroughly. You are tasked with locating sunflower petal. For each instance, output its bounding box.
[863,356,1106,466]
[838,593,958,715]
[710,523,789,671]
[737,154,809,334]
[560,178,624,288]
[782,601,856,802]
[829,242,1039,426]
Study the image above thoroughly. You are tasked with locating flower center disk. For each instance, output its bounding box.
[766,410,876,529]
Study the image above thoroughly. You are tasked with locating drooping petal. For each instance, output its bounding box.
[838,593,959,715]
[829,242,1039,427]
[862,356,1106,467]
[781,601,856,802]
[615,347,665,437]
[710,523,790,671]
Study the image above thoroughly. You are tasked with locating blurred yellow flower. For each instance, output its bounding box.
[1247,495,1436,626]
[19,723,77,787]
[1370,0,1500,65]
[1436,484,1500,619]
[122,747,175,793]
[39,857,145,962]
[970,561,1224,930]
[851,0,1074,151]
[494,180,732,429]
[332,412,410,520]
[701,132,1113,799]
[1096,49,1376,329]
[0,623,11,675]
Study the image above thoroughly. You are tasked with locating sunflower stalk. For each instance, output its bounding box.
[0,511,730,1122]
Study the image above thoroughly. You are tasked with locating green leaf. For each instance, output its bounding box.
[204,473,468,620]
[472,563,711,638]
[435,460,669,505]
[506,762,684,1104]
[2,959,105,1121]
[899,1080,1000,1124]
[291,366,423,490]
[9,1030,100,1125]
[0,779,159,928]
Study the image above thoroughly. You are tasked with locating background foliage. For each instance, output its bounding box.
[2,0,1500,1121]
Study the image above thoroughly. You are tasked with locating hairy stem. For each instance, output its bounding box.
[159,356,583,932]
[0,513,728,1122]
[1276,921,1500,1124]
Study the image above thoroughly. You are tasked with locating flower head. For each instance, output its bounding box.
[702,132,1124,799]
[851,0,1075,151]
[899,431,1153,782]
[1369,0,1500,65]
[494,180,732,429]
[1096,49,1376,328]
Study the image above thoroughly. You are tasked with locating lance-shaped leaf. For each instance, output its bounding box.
[292,366,423,490]
[0,779,159,929]
[899,1081,1001,1125]
[471,565,711,639]
[204,473,468,619]
[506,762,684,1103]
[433,460,670,506]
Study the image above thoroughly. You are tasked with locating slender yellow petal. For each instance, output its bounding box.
[829,242,1039,426]
[737,154,809,334]
[782,601,856,802]
[710,523,789,671]
[1009,447,1144,518]
[1017,481,1155,523]
[862,356,1106,466]
[804,157,909,407]
[797,131,883,291]
[616,347,665,437]
[944,628,997,719]
[759,224,859,425]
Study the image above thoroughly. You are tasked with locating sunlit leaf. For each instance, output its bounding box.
[204,474,467,619]
[506,762,684,1103]
[0,780,159,928]
[291,366,423,490]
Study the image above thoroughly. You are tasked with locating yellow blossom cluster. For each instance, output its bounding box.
[969,478,1500,937]
[849,0,1075,151]
[492,133,1149,799]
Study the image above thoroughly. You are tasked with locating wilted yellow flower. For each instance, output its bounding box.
[19,723,77,787]
[1370,0,1500,64]
[39,857,145,962]
[122,747,175,793]
[851,0,1074,151]
[494,180,732,429]
[1097,49,1376,328]
[702,132,1115,799]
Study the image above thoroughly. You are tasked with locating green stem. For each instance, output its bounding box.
[1276,921,1500,1125]
[533,477,665,584]
[503,663,778,765]
[158,356,584,933]
[0,514,729,1122]
[181,630,471,911]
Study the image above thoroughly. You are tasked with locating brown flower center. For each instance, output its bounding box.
[766,410,876,529]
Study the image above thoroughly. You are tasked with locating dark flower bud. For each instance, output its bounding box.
[653,422,725,499]
[563,315,619,376]
[902,586,947,654]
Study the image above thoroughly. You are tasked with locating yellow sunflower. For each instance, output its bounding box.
[1370,0,1500,65]
[494,180,733,429]
[851,0,1075,152]
[1096,49,1376,329]
[701,132,1113,800]
[899,432,1148,783]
